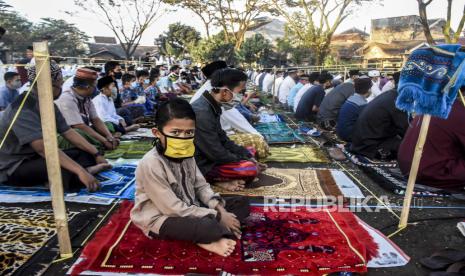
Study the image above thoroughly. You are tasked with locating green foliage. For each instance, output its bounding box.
[33,18,89,57]
[236,34,272,66]
[0,3,34,54]
[0,1,89,59]
[190,32,236,65]
[158,23,201,58]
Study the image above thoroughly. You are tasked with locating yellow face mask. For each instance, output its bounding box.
[163,134,195,159]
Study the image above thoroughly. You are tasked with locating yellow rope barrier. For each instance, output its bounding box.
[0,56,49,150]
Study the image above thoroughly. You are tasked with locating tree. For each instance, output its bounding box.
[163,0,216,38]
[33,18,89,58]
[0,2,34,55]
[164,0,268,49]
[270,0,376,65]
[158,23,201,59]
[74,0,163,59]
[236,34,272,66]
[190,32,236,65]
[417,0,465,45]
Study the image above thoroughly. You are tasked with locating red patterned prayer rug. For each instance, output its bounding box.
[70,201,377,275]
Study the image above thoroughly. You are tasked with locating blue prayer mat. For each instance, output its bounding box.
[0,165,136,203]
[254,122,305,144]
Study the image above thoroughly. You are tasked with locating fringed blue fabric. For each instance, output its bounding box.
[397,44,465,119]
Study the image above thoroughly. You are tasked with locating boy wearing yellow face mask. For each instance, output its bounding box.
[131,98,250,258]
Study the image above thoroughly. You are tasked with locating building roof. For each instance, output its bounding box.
[87,43,158,59]
[339,27,369,36]
[357,40,430,59]
[93,36,117,44]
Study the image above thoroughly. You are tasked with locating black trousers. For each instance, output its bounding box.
[156,196,250,244]
[8,148,96,192]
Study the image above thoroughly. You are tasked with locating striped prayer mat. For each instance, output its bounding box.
[212,168,344,198]
[263,145,329,163]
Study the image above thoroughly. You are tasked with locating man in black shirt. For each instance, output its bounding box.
[295,72,333,122]
[350,88,408,160]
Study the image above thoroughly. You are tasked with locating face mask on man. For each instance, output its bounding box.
[157,131,195,159]
[144,79,150,85]
[110,86,118,96]
[113,72,122,79]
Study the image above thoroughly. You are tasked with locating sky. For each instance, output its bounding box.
[6,0,465,45]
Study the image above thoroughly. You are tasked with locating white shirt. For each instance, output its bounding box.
[254,73,263,86]
[381,80,395,93]
[367,80,382,102]
[262,73,274,93]
[220,108,261,136]
[92,93,124,125]
[293,83,313,112]
[272,76,284,97]
[278,76,296,104]
[62,76,74,94]
[0,61,5,87]
[190,80,211,104]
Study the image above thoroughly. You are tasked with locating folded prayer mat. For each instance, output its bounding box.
[360,166,451,197]
[229,133,270,159]
[69,201,376,276]
[397,44,465,119]
[262,145,329,163]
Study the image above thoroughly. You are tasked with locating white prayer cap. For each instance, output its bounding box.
[333,74,342,80]
[368,70,380,77]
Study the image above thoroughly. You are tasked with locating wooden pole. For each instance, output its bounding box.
[33,41,72,258]
[398,114,431,228]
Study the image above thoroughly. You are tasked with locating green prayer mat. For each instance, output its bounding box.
[262,145,329,163]
[105,140,153,159]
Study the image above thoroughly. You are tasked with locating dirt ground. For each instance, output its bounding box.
[5,111,465,276]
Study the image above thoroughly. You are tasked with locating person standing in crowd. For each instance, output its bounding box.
[287,74,310,112]
[317,69,360,130]
[262,69,274,93]
[0,72,21,111]
[336,76,372,142]
[294,72,319,112]
[350,72,407,160]
[295,72,333,122]
[257,69,267,91]
[131,98,249,257]
[55,68,119,150]
[367,70,382,101]
[0,61,111,192]
[278,69,297,108]
[272,71,284,98]
[192,69,265,192]
[93,76,140,135]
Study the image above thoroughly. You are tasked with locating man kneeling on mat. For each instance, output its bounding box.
[131,99,249,257]
[191,68,267,192]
